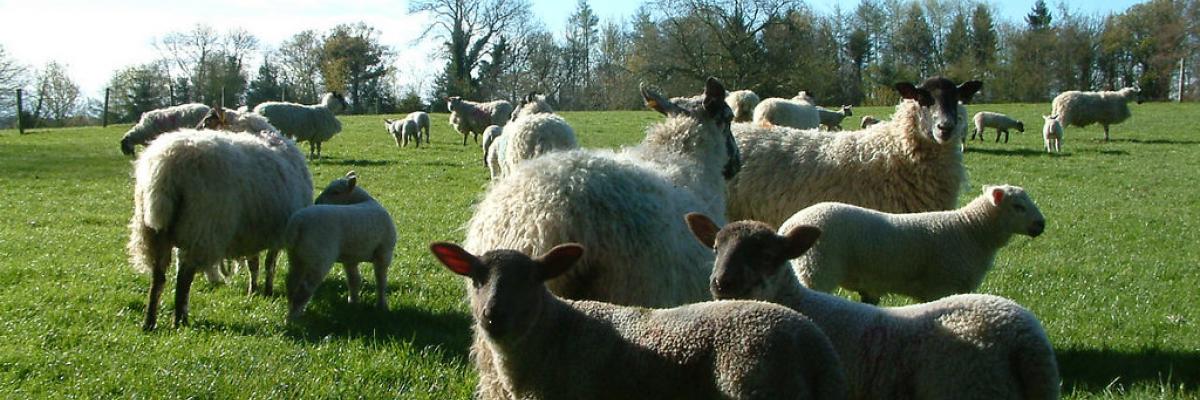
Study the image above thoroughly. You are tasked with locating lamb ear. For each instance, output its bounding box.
[430,242,480,277]
[782,226,821,260]
[894,83,933,106]
[958,81,983,104]
[990,187,1006,206]
[640,83,680,115]
[537,243,584,281]
[345,171,358,191]
[685,213,720,249]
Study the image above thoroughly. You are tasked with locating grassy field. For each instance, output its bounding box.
[0,102,1196,398]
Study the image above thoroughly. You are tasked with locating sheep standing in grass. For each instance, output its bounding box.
[481,125,505,178]
[725,89,761,123]
[1051,87,1141,141]
[817,105,853,131]
[408,111,431,144]
[752,97,820,129]
[384,118,421,148]
[285,171,396,320]
[859,115,881,129]
[430,242,847,400]
[254,92,348,158]
[779,185,1044,304]
[119,103,211,156]
[128,129,312,330]
[1042,115,1064,153]
[728,77,982,227]
[970,111,1024,143]
[687,214,1060,400]
[447,96,513,146]
[496,96,578,179]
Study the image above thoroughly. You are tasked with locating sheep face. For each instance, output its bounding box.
[446,96,464,112]
[325,92,350,113]
[119,136,136,156]
[686,214,820,301]
[1016,121,1026,133]
[642,77,742,179]
[197,107,228,131]
[984,185,1045,238]
[314,171,369,205]
[430,242,584,341]
[841,105,853,116]
[895,77,983,144]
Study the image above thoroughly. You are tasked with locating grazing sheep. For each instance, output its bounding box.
[481,125,505,178]
[196,106,279,135]
[509,92,555,121]
[1051,87,1140,141]
[817,105,853,131]
[128,129,312,330]
[384,117,421,148]
[496,100,578,179]
[119,103,211,156]
[430,242,847,400]
[408,111,431,144]
[727,77,982,227]
[970,111,1025,143]
[687,214,1060,400]
[725,89,761,123]
[447,96,514,146]
[253,92,348,158]
[778,185,1044,304]
[1042,115,1064,153]
[285,171,396,320]
[752,98,820,129]
[859,115,881,129]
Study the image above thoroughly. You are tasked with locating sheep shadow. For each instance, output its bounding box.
[1057,347,1200,393]
[965,147,1062,158]
[311,158,396,167]
[1106,138,1200,146]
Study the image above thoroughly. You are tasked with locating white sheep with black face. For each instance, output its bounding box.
[119,103,212,156]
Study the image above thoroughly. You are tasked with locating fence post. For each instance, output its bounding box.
[1179,57,1186,103]
[102,88,110,127]
[15,88,23,134]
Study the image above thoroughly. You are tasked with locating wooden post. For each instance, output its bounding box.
[1179,57,1186,103]
[102,88,110,127]
[15,88,23,134]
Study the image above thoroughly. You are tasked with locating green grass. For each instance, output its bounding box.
[0,104,1196,398]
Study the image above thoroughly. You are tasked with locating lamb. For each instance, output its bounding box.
[859,115,881,129]
[1042,115,1064,153]
[725,89,761,123]
[383,117,421,148]
[119,103,211,156]
[970,111,1025,143]
[817,105,853,131]
[196,105,279,135]
[496,99,578,179]
[727,76,982,227]
[127,129,312,330]
[430,242,847,400]
[408,111,431,144]
[481,125,505,178]
[253,92,348,158]
[751,97,820,129]
[285,171,396,320]
[447,96,514,146]
[686,214,1060,400]
[1051,87,1141,141]
[777,185,1045,304]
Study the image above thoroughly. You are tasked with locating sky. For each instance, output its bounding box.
[0,0,1147,101]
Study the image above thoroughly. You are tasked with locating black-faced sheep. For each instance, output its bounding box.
[119,103,211,156]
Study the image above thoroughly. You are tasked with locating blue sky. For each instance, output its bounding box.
[0,0,1148,100]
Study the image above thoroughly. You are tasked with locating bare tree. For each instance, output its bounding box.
[651,0,799,89]
[0,45,29,120]
[410,0,532,98]
[155,24,221,102]
[277,30,326,103]
[34,61,81,125]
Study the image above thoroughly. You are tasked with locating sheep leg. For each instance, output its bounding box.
[247,256,260,295]
[142,239,172,331]
[344,263,363,304]
[264,250,279,296]
[373,257,389,310]
[462,133,468,146]
[858,291,881,305]
[424,127,430,144]
[173,260,199,327]
[1103,124,1110,141]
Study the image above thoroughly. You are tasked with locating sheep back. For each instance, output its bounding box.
[122,103,212,146]
[285,201,396,267]
[974,112,1023,132]
[752,98,820,129]
[498,113,579,177]
[254,101,342,143]
[725,90,761,123]
[1051,89,1135,129]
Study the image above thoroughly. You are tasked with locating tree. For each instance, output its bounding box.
[108,63,172,123]
[1026,0,1053,32]
[894,1,934,79]
[156,24,220,103]
[943,8,973,82]
[277,30,326,103]
[560,0,600,109]
[246,55,283,108]
[156,24,258,105]
[321,23,393,114]
[31,61,81,126]
[970,4,998,80]
[0,45,29,122]
[411,0,533,99]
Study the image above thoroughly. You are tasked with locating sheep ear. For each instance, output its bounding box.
[894,82,933,106]
[430,242,480,277]
[345,171,357,191]
[703,77,731,120]
[990,187,1006,206]
[782,226,821,260]
[640,83,680,115]
[958,81,983,104]
[685,212,720,249]
[537,243,584,281]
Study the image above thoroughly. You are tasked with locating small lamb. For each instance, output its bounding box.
[285,171,396,320]
[384,117,421,148]
[816,105,853,131]
[430,242,847,400]
[1042,115,1064,153]
[970,111,1025,143]
[780,185,1045,304]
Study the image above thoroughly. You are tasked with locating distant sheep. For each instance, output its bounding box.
[196,106,278,135]
[447,96,513,146]
[1051,87,1141,141]
[496,97,578,179]
[408,111,431,144]
[383,118,421,148]
[725,89,761,123]
[816,105,853,131]
[859,115,881,129]
[254,92,348,158]
[1042,115,1064,153]
[119,103,211,156]
[752,98,820,129]
[481,125,505,178]
[970,111,1024,143]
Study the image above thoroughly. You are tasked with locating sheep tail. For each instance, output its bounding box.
[127,211,167,274]
[1012,337,1061,400]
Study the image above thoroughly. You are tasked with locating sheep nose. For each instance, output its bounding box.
[1029,220,1045,237]
[937,122,953,131]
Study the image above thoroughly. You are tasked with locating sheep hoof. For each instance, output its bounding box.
[142,320,157,332]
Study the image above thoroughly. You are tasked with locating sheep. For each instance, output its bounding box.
[127,129,312,330]
[285,171,396,320]
[725,89,761,123]
[727,76,983,228]
[817,105,853,131]
[481,125,505,178]
[495,99,579,179]
[509,92,555,121]
[196,105,279,135]
[383,117,421,148]
[408,111,431,144]
[447,96,514,146]
[752,97,820,129]
[859,115,881,129]
[686,213,1061,400]
[429,242,848,400]
[970,111,1025,143]
[119,103,211,156]
[1042,115,1064,153]
[253,92,348,158]
[1051,87,1141,141]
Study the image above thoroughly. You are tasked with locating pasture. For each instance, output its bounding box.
[0,102,1196,398]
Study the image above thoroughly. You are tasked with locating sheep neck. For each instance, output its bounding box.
[954,196,1013,250]
[485,290,572,393]
[773,269,847,325]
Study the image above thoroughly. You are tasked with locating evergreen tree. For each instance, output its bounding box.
[246,55,283,108]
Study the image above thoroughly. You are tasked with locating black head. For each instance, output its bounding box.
[895,76,983,143]
[119,137,136,156]
[641,77,741,179]
[686,213,820,301]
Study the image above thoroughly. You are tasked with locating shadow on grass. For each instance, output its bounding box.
[311,158,396,167]
[1107,138,1200,146]
[1058,347,1200,393]
[965,147,1062,157]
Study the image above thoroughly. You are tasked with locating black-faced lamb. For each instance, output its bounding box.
[447,96,514,146]
[1051,87,1141,141]
[253,92,348,158]
[119,103,211,156]
[970,111,1024,143]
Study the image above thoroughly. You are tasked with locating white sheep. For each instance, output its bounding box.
[509,92,555,121]
[430,242,848,400]
[727,77,982,228]
[383,117,421,148]
[127,129,312,330]
[725,89,761,123]
[859,115,881,129]
[1051,87,1140,141]
[496,99,578,179]
[285,171,396,320]
[480,125,505,178]
[687,214,1060,400]
[970,111,1025,143]
[1042,114,1064,153]
[408,111,431,145]
[778,185,1045,304]
[119,103,211,156]
[447,96,513,146]
[196,106,279,135]
[253,92,348,158]
[816,105,853,131]
[751,97,820,129]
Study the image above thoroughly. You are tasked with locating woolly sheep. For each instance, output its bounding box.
[816,105,853,131]
[1051,87,1141,141]
[128,129,312,330]
[383,117,421,148]
[285,171,396,320]
[970,111,1025,143]
[859,115,881,129]
[752,98,820,129]
[779,185,1044,304]
[408,111,431,145]
[727,77,982,227]
[725,89,761,123]
[1042,115,1064,153]
[254,92,348,158]
[481,125,505,178]
[447,96,514,146]
[687,214,1060,400]
[496,99,579,179]
[509,92,555,121]
[196,106,279,135]
[119,103,211,156]
[430,242,847,400]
